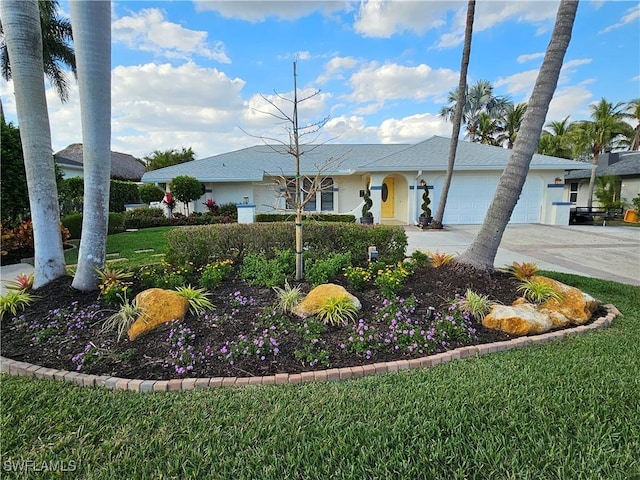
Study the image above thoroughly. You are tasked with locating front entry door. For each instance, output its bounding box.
[381,177,395,218]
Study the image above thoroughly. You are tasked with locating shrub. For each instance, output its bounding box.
[409,250,430,268]
[1,219,71,254]
[373,262,412,299]
[109,180,141,213]
[632,194,640,212]
[139,184,165,204]
[255,213,355,223]
[96,265,133,306]
[240,249,295,287]
[61,213,125,239]
[137,262,195,290]
[304,252,352,287]
[200,259,234,290]
[217,202,238,220]
[343,266,372,291]
[165,222,406,270]
[122,207,169,229]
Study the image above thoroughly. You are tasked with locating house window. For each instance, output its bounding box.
[284,177,334,212]
[569,182,578,203]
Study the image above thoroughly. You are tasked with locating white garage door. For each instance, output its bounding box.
[433,174,542,225]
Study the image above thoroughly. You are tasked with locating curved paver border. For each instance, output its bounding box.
[0,305,619,392]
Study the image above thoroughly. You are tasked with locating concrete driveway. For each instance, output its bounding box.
[406,223,640,286]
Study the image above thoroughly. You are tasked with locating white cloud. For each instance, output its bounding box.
[599,4,640,34]
[354,1,450,38]
[316,56,358,84]
[517,52,545,64]
[436,1,560,48]
[324,115,379,143]
[495,58,592,97]
[112,8,231,63]
[378,113,451,144]
[194,1,352,22]
[545,85,593,123]
[345,62,458,105]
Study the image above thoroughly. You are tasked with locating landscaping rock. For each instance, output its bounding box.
[482,276,600,336]
[292,283,361,318]
[128,289,189,341]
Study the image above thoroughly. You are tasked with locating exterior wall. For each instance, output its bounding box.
[621,177,640,206]
[565,176,640,209]
[58,165,83,179]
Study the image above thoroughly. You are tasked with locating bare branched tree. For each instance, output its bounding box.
[243,61,343,280]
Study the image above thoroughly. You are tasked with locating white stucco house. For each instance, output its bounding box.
[564,151,640,207]
[141,136,593,226]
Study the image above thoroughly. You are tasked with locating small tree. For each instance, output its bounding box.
[169,175,205,215]
[594,175,622,209]
[139,184,165,204]
[0,119,29,223]
[361,183,373,221]
[419,182,432,227]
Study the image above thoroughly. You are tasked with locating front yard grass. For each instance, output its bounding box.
[1,272,638,479]
[64,226,175,269]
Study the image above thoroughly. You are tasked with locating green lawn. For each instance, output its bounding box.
[65,226,175,269]
[1,272,639,479]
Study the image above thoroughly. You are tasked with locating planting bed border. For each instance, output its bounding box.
[0,305,618,393]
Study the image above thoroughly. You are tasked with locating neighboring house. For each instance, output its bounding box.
[564,151,640,207]
[141,135,591,226]
[54,143,146,181]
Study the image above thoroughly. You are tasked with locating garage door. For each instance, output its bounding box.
[432,174,542,224]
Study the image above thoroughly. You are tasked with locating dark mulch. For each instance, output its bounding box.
[1,263,599,381]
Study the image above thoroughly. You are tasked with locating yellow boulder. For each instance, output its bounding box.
[292,283,361,318]
[483,303,554,336]
[534,276,599,324]
[128,288,190,341]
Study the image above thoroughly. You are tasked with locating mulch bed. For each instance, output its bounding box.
[1,263,601,381]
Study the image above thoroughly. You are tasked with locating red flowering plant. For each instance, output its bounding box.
[202,199,219,214]
[162,192,176,213]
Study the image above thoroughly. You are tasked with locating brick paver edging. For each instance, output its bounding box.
[0,305,619,392]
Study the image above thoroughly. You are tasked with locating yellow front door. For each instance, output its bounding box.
[381,178,395,218]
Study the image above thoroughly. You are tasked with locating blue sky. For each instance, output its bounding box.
[1,0,638,159]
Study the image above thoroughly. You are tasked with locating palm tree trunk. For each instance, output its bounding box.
[457,0,578,270]
[0,0,66,288]
[432,0,475,229]
[70,1,111,291]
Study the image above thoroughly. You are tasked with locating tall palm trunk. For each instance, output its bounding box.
[457,0,578,270]
[70,1,111,291]
[0,0,66,288]
[432,0,475,229]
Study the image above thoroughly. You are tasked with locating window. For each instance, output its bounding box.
[569,182,578,203]
[284,177,334,212]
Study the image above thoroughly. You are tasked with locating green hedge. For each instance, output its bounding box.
[165,222,407,269]
[61,213,125,239]
[109,180,140,213]
[122,208,233,230]
[255,213,356,223]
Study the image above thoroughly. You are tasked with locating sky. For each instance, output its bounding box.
[1,0,639,160]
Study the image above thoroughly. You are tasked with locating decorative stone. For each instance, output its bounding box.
[292,283,361,318]
[128,289,189,341]
[483,276,600,336]
[483,303,554,336]
[534,276,599,325]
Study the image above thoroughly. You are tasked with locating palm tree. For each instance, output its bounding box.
[536,116,575,159]
[440,79,510,142]
[572,99,631,208]
[625,98,640,151]
[70,1,111,291]
[431,0,475,230]
[497,102,528,149]
[1,0,76,102]
[0,0,67,288]
[475,112,501,145]
[457,0,578,270]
